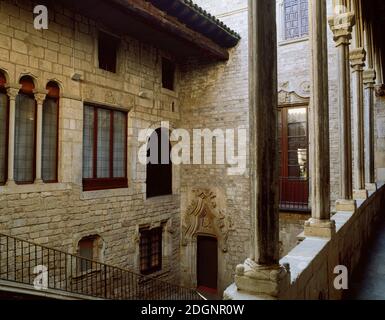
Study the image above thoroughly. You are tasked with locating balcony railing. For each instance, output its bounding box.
[279,177,310,211]
[0,233,203,300]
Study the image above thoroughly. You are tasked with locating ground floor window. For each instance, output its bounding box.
[0,81,8,185]
[140,227,162,275]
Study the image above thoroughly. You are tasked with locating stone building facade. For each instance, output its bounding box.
[0,0,385,299]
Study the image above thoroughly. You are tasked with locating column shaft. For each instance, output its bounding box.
[248,0,279,265]
[350,48,366,193]
[35,94,45,183]
[6,88,18,185]
[309,0,330,220]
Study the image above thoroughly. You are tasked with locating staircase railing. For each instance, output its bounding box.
[0,233,202,300]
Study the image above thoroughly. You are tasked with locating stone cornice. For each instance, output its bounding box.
[350,47,366,71]
[328,12,355,46]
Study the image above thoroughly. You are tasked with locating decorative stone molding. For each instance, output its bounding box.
[349,47,366,72]
[181,189,232,252]
[278,89,310,106]
[6,87,19,100]
[35,93,46,105]
[363,69,376,88]
[375,84,385,97]
[328,12,355,46]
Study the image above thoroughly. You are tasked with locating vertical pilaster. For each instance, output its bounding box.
[6,88,18,186]
[304,0,336,238]
[350,47,368,199]
[328,12,356,212]
[35,93,45,183]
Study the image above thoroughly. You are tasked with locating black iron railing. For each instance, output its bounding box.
[0,233,202,300]
[279,177,310,211]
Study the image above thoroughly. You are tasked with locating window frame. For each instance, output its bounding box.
[283,0,309,41]
[0,86,9,186]
[140,227,163,275]
[161,58,176,91]
[14,90,37,185]
[41,93,60,184]
[82,103,128,191]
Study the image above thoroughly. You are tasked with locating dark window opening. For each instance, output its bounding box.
[82,104,128,191]
[42,81,59,183]
[78,236,101,273]
[140,227,162,275]
[146,128,172,198]
[98,31,119,73]
[162,58,175,91]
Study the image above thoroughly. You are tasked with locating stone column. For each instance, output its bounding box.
[350,48,367,199]
[35,93,45,184]
[227,0,289,299]
[304,0,336,238]
[6,88,18,186]
[363,69,376,190]
[328,12,356,212]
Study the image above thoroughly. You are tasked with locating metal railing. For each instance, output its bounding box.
[0,233,202,300]
[279,177,310,211]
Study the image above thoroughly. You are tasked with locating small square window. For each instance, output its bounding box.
[162,58,175,91]
[98,31,119,73]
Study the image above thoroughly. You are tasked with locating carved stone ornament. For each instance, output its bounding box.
[375,84,385,97]
[278,89,310,105]
[181,189,232,252]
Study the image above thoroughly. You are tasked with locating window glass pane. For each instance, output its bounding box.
[14,94,35,183]
[0,93,7,184]
[42,98,58,182]
[113,111,125,178]
[83,106,94,179]
[97,109,110,178]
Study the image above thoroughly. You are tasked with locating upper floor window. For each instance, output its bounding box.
[42,81,60,183]
[140,227,162,275]
[0,71,8,185]
[162,58,175,91]
[284,0,309,40]
[82,104,128,191]
[15,76,36,184]
[98,31,119,73]
[146,128,172,198]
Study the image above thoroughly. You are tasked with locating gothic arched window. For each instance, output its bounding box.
[14,76,36,184]
[146,127,172,198]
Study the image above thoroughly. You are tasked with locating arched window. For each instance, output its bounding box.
[0,71,8,185]
[77,235,103,272]
[14,76,36,184]
[146,127,172,198]
[42,81,59,182]
[283,0,309,40]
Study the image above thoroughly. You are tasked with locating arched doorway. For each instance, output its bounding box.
[197,235,218,292]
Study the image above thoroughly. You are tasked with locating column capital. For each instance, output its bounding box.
[6,87,19,100]
[363,69,376,88]
[350,47,366,72]
[328,12,355,46]
[35,93,46,105]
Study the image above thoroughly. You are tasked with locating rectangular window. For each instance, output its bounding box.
[284,0,309,40]
[42,97,59,182]
[162,58,175,91]
[82,104,128,191]
[14,93,36,184]
[0,91,8,185]
[140,227,162,275]
[98,31,119,73]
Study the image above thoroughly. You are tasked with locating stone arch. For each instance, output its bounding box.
[45,79,63,97]
[0,68,10,86]
[18,73,38,91]
[180,188,232,292]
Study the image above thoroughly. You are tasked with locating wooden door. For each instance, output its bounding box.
[197,236,218,291]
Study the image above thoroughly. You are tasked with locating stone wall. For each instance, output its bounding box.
[0,0,183,283]
[279,183,385,300]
